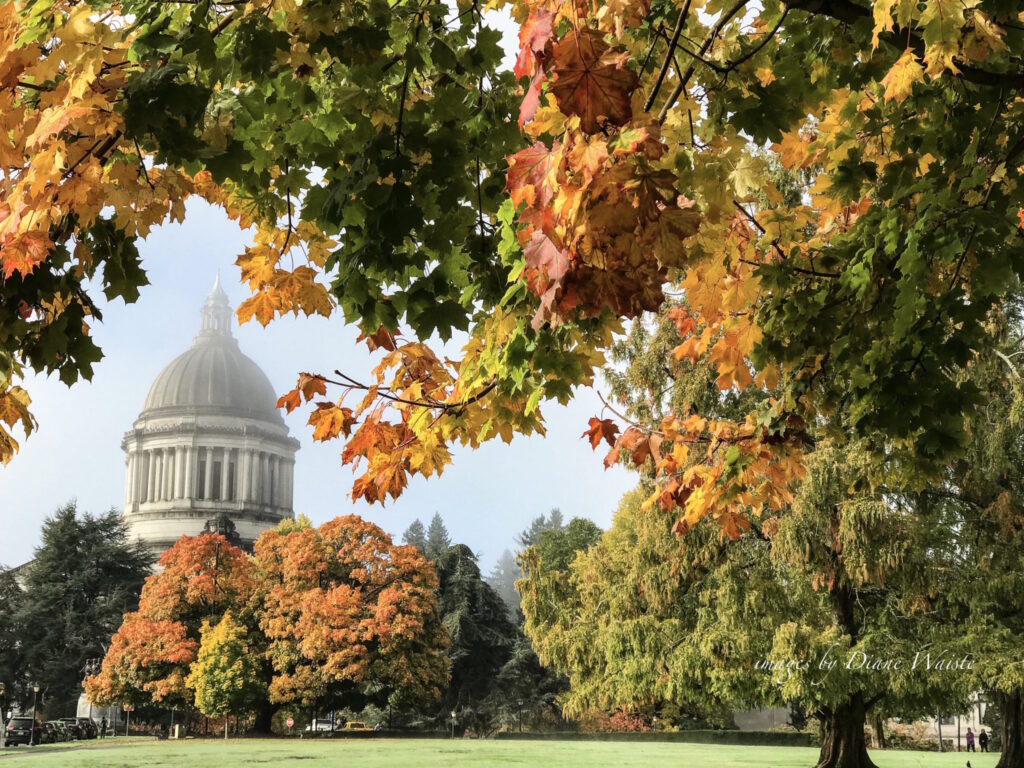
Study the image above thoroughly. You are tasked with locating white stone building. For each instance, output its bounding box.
[120,277,299,556]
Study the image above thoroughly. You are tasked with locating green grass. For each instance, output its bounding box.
[0,738,1000,768]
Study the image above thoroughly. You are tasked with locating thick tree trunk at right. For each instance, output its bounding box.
[819,692,876,768]
[816,693,877,768]
[997,690,1024,768]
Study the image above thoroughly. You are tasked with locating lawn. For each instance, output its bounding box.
[0,739,1001,768]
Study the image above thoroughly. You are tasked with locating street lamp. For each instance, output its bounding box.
[517,700,524,733]
[28,684,39,746]
[450,710,457,739]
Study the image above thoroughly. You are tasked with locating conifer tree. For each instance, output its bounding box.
[424,513,452,561]
[402,519,427,553]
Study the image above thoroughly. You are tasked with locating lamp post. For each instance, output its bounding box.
[28,684,39,746]
[517,700,524,733]
[450,710,456,739]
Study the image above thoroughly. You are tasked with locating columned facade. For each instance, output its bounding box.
[121,278,299,557]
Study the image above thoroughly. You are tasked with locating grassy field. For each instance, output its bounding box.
[0,739,1001,768]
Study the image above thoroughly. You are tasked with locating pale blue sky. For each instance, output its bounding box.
[0,198,635,569]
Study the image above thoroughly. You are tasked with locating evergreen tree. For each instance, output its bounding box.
[424,513,451,561]
[434,544,517,733]
[486,549,523,623]
[926,315,1024,768]
[517,509,566,550]
[433,542,563,735]
[402,519,427,553]
[17,503,152,715]
[0,567,23,726]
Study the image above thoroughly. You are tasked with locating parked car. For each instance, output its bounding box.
[59,718,82,740]
[76,717,98,739]
[304,719,335,732]
[4,717,41,746]
[342,721,372,732]
[49,721,71,742]
[42,722,64,743]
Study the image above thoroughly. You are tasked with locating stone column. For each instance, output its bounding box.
[250,450,260,505]
[124,453,135,510]
[238,449,250,503]
[164,448,174,500]
[183,446,193,500]
[172,447,182,499]
[135,450,145,503]
[147,450,157,503]
[203,448,214,501]
[267,456,276,508]
[220,447,231,501]
[266,454,274,507]
[283,459,293,510]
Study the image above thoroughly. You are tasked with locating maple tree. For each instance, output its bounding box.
[88,518,449,729]
[3,0,1020,546]
[253,514,448,714]
[85,533,255,710]
[186,611,266,738]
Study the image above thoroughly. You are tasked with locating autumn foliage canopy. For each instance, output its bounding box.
[3,0,1024,543]
[85,518,448,713]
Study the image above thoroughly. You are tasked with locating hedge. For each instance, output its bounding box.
[493,730,816,747]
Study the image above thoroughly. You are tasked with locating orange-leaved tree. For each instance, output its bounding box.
[85,533,255,709]
[254,515,448,714]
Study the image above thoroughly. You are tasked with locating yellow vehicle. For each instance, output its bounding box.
[341,721,372,732]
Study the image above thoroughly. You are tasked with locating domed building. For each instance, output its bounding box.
[121,277,299,556]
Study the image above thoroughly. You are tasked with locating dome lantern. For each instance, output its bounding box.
[198,274,234,338]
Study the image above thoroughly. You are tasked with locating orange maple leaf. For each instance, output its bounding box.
[549,29,638,133]
[308,403,357,442]
[1,231,51,278]
[582,417,619,449]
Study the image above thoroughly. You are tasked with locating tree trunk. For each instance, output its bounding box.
[816,693,877,768]
[224,717,229,740]
[873,715,885,750]
[252,698,274,735]
[996,690,1024,768]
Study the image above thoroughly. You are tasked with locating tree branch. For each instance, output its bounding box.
[784,0,1024,88]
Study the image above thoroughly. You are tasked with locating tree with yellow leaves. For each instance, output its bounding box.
[186,611,266,738]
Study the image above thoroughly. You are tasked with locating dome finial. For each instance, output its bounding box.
[199,274,233,339]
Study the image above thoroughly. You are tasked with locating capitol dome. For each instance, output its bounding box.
[121,277,299,556]
[142,284,282,420]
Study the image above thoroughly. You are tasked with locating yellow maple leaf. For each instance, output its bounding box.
[236,290,281,327]
[881,50,923,104]
[871,0,897,48]
[755,67,776,87]
[406,437,451,478]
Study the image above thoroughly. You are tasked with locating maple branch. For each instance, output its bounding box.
[128,139,152,191]
[644,0,693,112]
[394,18,422,157]
[784,0,1024,88]
[657,0,748,122]
[16,80,51,92]
[733,200,840,278]
[326,370,498,412]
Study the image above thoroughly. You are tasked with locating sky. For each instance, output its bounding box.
[0,199,637,571]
